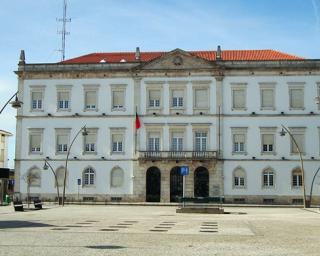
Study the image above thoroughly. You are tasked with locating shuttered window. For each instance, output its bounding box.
[84,132,97,152]
[233,134,245,152]
[261,89,274,109]
[289,88,304,109]
[31,92,43,110]
[112,134,123,152]
[172,90,184,107]
[148,132,160,151]
[262,134,274,152]
[85,91,97,109]
[234,168,245,187]
[57,91,70,109]
[57,134,68,152]
[112,90,124,108]
[30,134,41,153]
[171,132,183,151]
[149,90,160,107]
[263,170,274,187]
[194,89,208,108]
[232,89,246,109]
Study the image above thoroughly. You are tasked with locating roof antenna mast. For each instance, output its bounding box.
[57,0,71,61]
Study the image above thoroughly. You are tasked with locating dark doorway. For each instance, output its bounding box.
[170,167,183,202]
[146,167,161,202]
[194,167,209,197]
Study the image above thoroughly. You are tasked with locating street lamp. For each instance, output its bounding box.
[43,159,60,205]
[0,92,23,114]
[279,125,308,208]
[309,166,320,207]
[61,125,88,206]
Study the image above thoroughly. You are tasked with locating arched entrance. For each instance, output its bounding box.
[170,166,183,202]
[146,167,161,202]
[194,167,209,197]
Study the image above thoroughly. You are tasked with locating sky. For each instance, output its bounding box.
[1,0,320,168]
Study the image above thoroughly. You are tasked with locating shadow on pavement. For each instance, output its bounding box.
[0,220,56,229]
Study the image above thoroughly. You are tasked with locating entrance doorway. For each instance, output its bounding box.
[146,167,161,202]
[170,166,183,202]
[194,167,209,197]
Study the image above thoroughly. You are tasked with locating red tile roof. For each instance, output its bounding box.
[61,49,303,64]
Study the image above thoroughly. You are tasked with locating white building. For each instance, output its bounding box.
[14,47,320,204]
[0,130,12,168]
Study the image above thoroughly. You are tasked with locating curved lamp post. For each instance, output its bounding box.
[309,166,320,207]
[0,92,23,114]
[280,125,307,208]
[62,125,88,206]
[43,159,60,204]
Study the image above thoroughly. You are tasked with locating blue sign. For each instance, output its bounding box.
[77,179,81,185]
[180,166,189,176]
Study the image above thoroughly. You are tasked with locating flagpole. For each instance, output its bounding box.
[135,106,137,155]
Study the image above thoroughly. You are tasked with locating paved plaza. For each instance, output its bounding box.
[0,204,319,255]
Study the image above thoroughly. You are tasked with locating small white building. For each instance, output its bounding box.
[0,130,12,168]
[14,47,320,204]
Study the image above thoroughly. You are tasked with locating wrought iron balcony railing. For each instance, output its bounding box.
[138,150,217,160]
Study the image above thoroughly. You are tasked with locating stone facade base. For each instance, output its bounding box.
[176,207,224,214]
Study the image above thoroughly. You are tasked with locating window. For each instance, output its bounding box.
[233,134,245,153]
[232,85,246,110]
[31,91,43,110]
[290,129,305,154]
[262,134,274,153]
[195,132,207,151]
[55,167,66,187]
[29,129,43,154]
[148,90,161,108]
[111,167,124,187]
[194,88,208,109]
[112,134,123,153]
[289,87,304,109]
[172,89,184,108]
[26,168,41,187]
[233,167,246,188]
[83,167,95,186]
[84,129,97,153]
[260,87,275,109]
[148,132,160,151]
[112,89,125,109]
[57,91,70,110]
[292,168,303,187]
[171,132,183,151]
[85,91,97,110]
[56,129,70,154]
[263,169,274,187]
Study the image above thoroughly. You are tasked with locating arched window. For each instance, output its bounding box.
[56,167,66,187]
[111,167,124,187]
[262,168,275,188]
[83,167,95,186]
[26,167,41,187]
[233,167,246,188]
[292,168,302,187]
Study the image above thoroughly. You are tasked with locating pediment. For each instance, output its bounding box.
[137,48,214,70]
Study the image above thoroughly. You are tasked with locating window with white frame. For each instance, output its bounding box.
[290,128,305,154]
[29,129,43,154]
[263,169,274,187]
[27,168,41,187]
[111,167,124,187]
[84,129,97,153]
[262,134,274,153]
[148,132,160,151]
[289,86,304,109]
[232,128,247,154]
[148,90,161,108]
[171,89,184,108]
[112,88,125,109]
[55,167,66,187]
[232,84,246,110]
[57,91,70,110]
[55,129,70,153]
[83,167,95,186]
[85,90,97,110]
[194,88,209,109]
[195,132,207,151]
[292,168,302,187]
[31,91,43,110]
[233,167,246,188]
[112,134,123,153]
[171,132,184,151]
[260,85,275,110]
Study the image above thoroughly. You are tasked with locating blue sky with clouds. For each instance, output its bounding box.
[1,0,320,168]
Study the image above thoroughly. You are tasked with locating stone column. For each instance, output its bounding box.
[163,125,170,151]
[163,82,170,115]
[161,165,170,202]
[186,81,193,115]
[185,164,194,197]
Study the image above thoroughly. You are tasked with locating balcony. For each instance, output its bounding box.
[138,151,217,161]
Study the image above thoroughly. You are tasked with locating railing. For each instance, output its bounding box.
[138,151,217,160]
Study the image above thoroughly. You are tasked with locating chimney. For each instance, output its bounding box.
[135,47,141,61]
[216,45,222,60]
[19,50,25,65]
